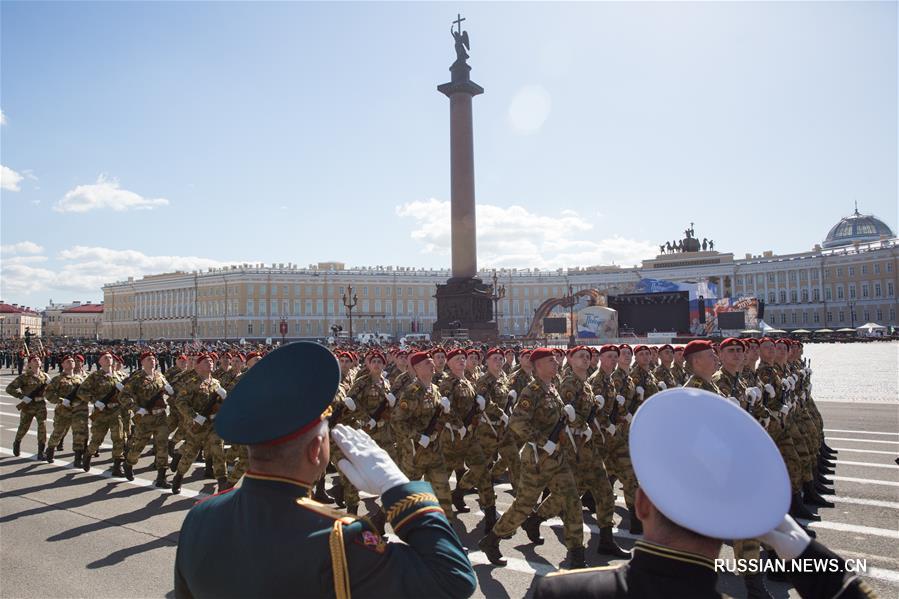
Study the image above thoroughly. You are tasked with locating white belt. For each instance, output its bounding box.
[152,408,166,415]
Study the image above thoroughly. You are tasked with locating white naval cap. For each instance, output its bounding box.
[629,387,790,540]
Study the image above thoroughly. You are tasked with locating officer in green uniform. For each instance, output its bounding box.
[6,355,50,459]
[45,355,87,465]
[174,342,476,599]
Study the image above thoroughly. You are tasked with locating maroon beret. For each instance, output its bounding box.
[683,339,714,358]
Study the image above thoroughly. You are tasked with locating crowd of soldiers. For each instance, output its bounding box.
[4,336,836,598]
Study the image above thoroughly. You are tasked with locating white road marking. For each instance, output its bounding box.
[837,460,899,470]
[831,496,899,510]
[834,447,898,456]
[825,429,899,436]
[3,428,113,449]
[827,438,899,445]
[832,476,899,487]
[807,521,899,540]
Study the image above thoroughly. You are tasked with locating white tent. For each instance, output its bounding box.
[857,322,886,331]
[758,320,776,333]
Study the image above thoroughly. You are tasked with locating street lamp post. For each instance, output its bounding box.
[849,300,856,328]
[567,284,576,347]
[489,269,506,335]
[342,286,358,341]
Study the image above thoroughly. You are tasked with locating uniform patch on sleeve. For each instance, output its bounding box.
[519,399,530,410]
[354,529,387,554]
[399,401,408,410]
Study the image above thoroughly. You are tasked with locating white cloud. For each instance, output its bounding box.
[508,85,552,134]
[54,174,170,213]
[1,165,24,191]
[0,109,6,125]
[1,241,44,255]
[0,245,239,300]
[396,199,657,269]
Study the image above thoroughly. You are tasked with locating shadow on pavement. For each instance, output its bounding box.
[473,563,512,599]
[86,534,179,569]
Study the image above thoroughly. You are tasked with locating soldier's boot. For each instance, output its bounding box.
[167,440,176,458]
[36,442,46,461]
[815,480,834,495]
[817,461,834,475]
[821,442,837,455]
[45,446,56,464]
[73,451,83,469]
[112,459,125,478]
[313,478,334,504]
[12,439,20,457]
[803,481,834,508]
[170,453,182,473]
[56,439,64,451]
[790,492,819,521]
[565,546,587,569]
[328,480,345,507]
[82,452,92,472]
[217,477,233,493]
[596,526,630,558]
[477,531,507,566]
[171,472,183,495]
[581,491,596,513]
[347,505,358,516]
[799,521,816,538]
[522,514,545,545]
[369,508,387,536]
[93,450,100,457]
[817,472,833,486]
[451,487,470,513]
[123,462,135,481]
[628,507,644,535]
[744,574,774,599]
[155,468,171,489]
[482,506,498,534]
[195,449,204,463]
[203,458,214,479]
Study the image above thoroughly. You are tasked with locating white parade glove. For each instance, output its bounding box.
[21,395,33,404]
[475,395,486,411]
[594,395,605,409]
[759,515,812,560]
[542,440,557,455]
[764,383,775,398]
[137,408,149,416]
[563,404,576,423]
[367,418,377,429]
[636,386,645,397]
[115,382,124,391]
[658,381,667,390]
[583,426,593,442]
[727,397,740,406]
[332,424,409,496]
[508,389,517,400]
[62,399,71,408]
[625,413,633,423]
[95,401,106,410]
[164,384,174,395]
[616,395,625,406]
[458,426,467,440]
[606,424,617,435]
[762,416,771,429]
[500,413,510,426]
[780,405,790,415]
[386,392,396,407]
[418,434,431,448]
[344,397,357,411]
[439,397,451,414]
[193,414,207,425]
[215,385,227,399]
[745,388,755,400]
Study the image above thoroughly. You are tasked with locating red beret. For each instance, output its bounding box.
[633,345,650,355]
[598,344,619,355]
[195,352,214,362]
[485,348,504,360]
[246,352,263,361]
[99,350,113,359]
[467,348,481,357]
[744,338,759,346]
[720,338,745,350]
[504,348,515,355]
[529,347,555,363]
[567,345,590,357]
[61,354,75,363]
[659,344,674,352]
[759,337,775,346]
[683,339,714,358]
[232,353,246,362]
[775,338,790,346]
[139,351,156,363]
[209,352,219,360]
[113,354,124,364]
[366,350,386,363]
[176,354,189,361]
[618,344,632,352]
[519,349,532,359]
[673,346,684,353]
[74,354,85,362]
[430,346,446,356]
[552,348,564,356]
[409,351,432,368]
[446,348,466,362]
[27,354,41,363]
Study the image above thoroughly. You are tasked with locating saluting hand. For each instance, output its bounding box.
[331,424,409,497]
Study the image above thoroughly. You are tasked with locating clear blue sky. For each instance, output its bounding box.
[1,1,896,309]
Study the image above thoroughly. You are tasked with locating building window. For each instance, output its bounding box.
[886,263,892,273]
[397,288,403,297]
[876,309,883,321]
[362,287,368,298]
[838,311,844,322]
[305,300,313,315]
[890,308,896,321]
[850,310,857,323]
[248,323,253,335]
[874,263,880,274]
[848,266,854,276]
[813,312,820,323]
[779,290,787,303]
[801,289,808,302]
[791,312,797,324]
[874,283,881,297]
[790,290,797,303]
[768,291,776,303]
[826,311,832,322]
[825,288,832,300]
[802,312,808,324]
[888,282,894,297]
[837,287,844,300]
[862,284,869,298]
[813,288,819,301]
[836,268,842,277]
[849,286,856,299]
[780,313,786,324]
[863,310,870,322]
[317,300,324,314]
[861,265,867,275]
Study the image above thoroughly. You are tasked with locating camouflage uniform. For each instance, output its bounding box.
[120,370,171,469]
[6,371,51,453]
[79,370,126,460]
[346,372,398,462]
[653,363,677,390]
[756,362,803,493]
[439,373,495,510]
[169,369,198,447]
[46,371,88,456]
[473,370,521,491]
[490,378,584,551]
[391,378,455,519]
[537,372,616,529]
[327,372,360,511]
[605,368,639,510]
[174,376,227,480]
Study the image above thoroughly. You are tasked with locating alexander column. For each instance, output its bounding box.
[433,15,497,341]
